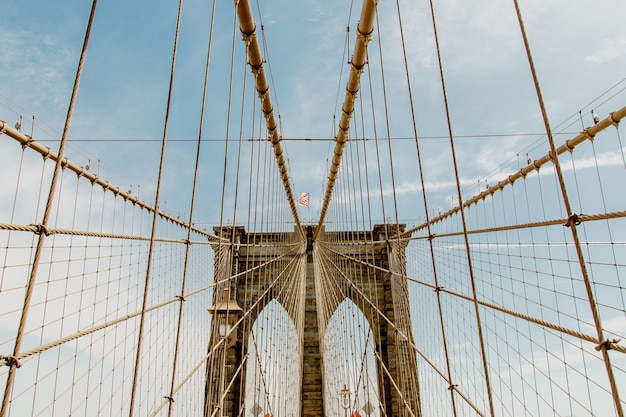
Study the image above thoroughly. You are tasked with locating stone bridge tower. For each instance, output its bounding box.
[205,225,420,417]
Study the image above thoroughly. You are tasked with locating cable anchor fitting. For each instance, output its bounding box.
[582,128,595,143]
[356,27,374,45]
[30,224,50,236]
[1,355,22,368]
[240,25,256,46]
[448,383,458,391]
[563,214,581,228]
[21,135,34,150]
[163,395,175,403]
[595,338,621,352]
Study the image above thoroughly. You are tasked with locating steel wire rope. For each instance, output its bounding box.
[585,136,626,314]
[72,167,97,415]
[456,81,626,201]
[216,6,239,239]
[94,183,122,416]
[250,136,270,415]
[393,0,458,408]
[350,302,374,412]
[154,324,248,417]
[234,0,303,232]
[0,1,99,414]
[277,270,301,415]
[209,357,248,417]
[164,0,218,412]
[563,147,619,414]
[239,248,303,413]
[357,84,387,413]
[267,251,303,412]
[317,243,418,417]
[495,164,534,415]
[127,0,184,413]
[0,122,226,242]
[101,193,127,415]
[206,9,241,410]
[240,73,260,415]
[391,101,626,241]
[316,0,378,236]
[372,11,402,237]
[363,38,403,415]
[616,118,626,170]
[36,167,71,417]
[519,163,548,415]
[320,240,372,412]
[393,0,483,411]
[511,2,624,415]
[372,10,424,411]
[317,245,351,407]
[345,129,372,411]
[317,242,486,415]
[227,246,302,402]
[247,327,274,416]
[549,80,626,142]
[243,162,263,417]
[0,134,27,294]
[328,0,356,165]
[351,92,385,413]
[320,241,626,354]
[360,92,388,411]
[353,328,377,412]
[227,44,251,253]
[425,1,495,414]
[254,0,284,135]
[0,97,123,187]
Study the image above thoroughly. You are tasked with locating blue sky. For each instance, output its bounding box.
[1,0,626,228]
[1,2,626,415]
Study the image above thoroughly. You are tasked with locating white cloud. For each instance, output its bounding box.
[585,38,626,64]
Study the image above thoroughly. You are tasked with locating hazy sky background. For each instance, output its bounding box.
[1,0,625,228]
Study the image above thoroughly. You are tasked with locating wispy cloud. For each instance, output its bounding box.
[0,28,75,121]
[585,37,626,64]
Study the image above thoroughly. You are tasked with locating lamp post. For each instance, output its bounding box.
[339,384,351,417]
[208,287,243,349]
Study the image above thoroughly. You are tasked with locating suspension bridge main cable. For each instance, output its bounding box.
[234,0,303,235]
[315,0,379,238]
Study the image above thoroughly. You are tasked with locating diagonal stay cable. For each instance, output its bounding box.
[398,105,626,239]
[0,121,227,243]
[317,241,626,355]
[315,244,486,416]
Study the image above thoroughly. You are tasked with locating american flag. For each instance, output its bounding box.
[299,192,309,208]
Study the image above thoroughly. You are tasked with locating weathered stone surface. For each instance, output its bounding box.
[207,225,420,417]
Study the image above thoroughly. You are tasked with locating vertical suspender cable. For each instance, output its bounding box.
[128,0,184,415]
[393,0,458,413]
[166,0,218,414]
[0,2,99,415]
[426,1,496,415]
